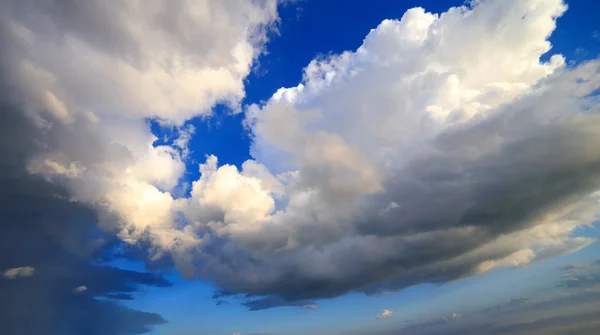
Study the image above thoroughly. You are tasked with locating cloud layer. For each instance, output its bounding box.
[376,309,393,320]
[2,0,600,320]
[370,261,600,335]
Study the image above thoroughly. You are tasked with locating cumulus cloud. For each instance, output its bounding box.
[2,266,35,279]
[172,0,600,308]
[376,309,393,320]
[0,0,281,333]
[2,0,600,319]
[1,0,279,124]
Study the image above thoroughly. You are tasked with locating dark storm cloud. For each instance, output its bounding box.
[0,100,171,334]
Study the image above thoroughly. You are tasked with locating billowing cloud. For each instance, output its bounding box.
[0,0,281,333]
[2,0,600,320]
[2,266,35,279]
[174,0,600,309]
[1,0,279,124]
[377,309,393,320]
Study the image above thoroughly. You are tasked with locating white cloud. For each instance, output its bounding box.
[2,0,280,125]
[74,285,88,293]
[0,0,281,254]
[377,309,393,320]
[2,266,35,279]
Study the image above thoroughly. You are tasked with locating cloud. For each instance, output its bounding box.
[557,259,600,290]
[489,310,600,335]
[2,0,600,321]
[1,0,280,124]
[376,309,393,320]
[369,261,600,335]
[0,0,283,261]
[0,0,282,324]
[403,312,462,330]
[482,297,531,314]
[370,290,600,335]
[2,266,35,279]
[0,103,172,335]
[243,296,316,311]
[174,0,600,308]
[74,285,88,293]
[302,304,318,310]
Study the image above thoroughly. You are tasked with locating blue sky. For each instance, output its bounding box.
[1,1,600,335]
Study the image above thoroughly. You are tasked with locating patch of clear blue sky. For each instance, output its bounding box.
[117,1,600,334]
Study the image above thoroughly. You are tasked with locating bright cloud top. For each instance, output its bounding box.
[3,0,600,311]
[2,0,279,124]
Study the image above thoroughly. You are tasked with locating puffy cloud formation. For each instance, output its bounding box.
[377,309,393,320]
[2,266,35,279]
[187,0,600,308]
[0,0,281,253]
[2,0,279,124]
[2,0,600,319]
[0,0,281,334]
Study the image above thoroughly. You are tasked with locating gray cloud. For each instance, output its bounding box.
[365,260,600,335]
[0,98,171,334]
[482,297,531,314]
[243,296,316,311]
[403,312,462,331]
[557,259,600,290]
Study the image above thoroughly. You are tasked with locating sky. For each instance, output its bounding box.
[1,0,600,335]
